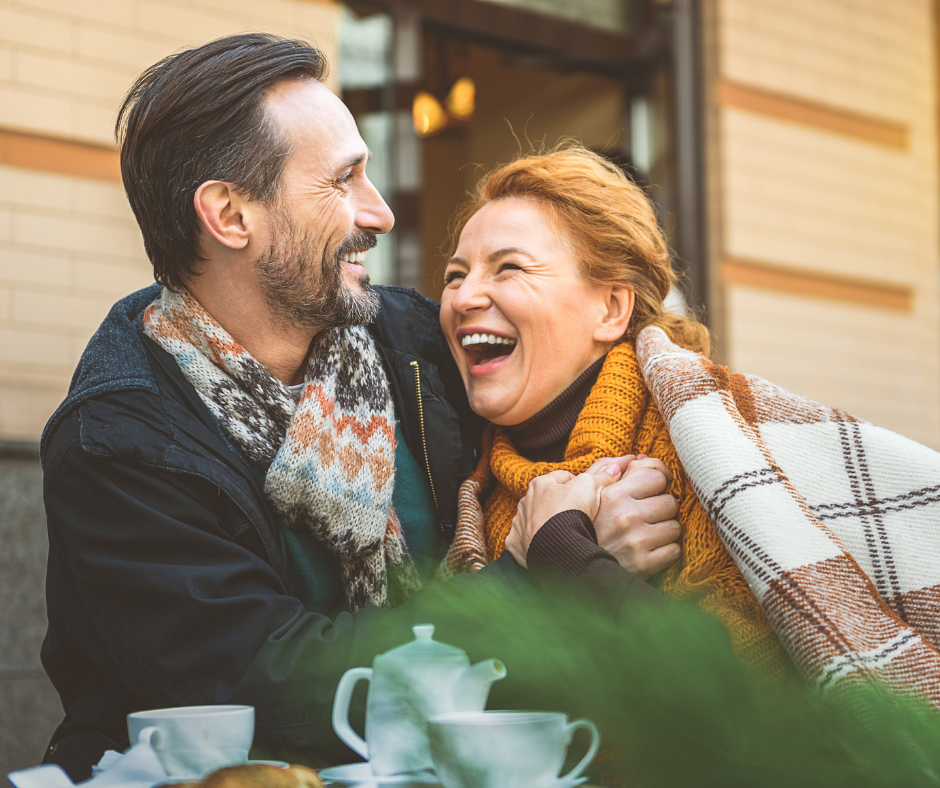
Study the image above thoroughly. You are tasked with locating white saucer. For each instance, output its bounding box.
[318,762,440,785]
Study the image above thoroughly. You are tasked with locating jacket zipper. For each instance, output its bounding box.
[409,360,441,525]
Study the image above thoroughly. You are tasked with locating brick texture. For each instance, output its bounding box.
[0,0,340,441]
[715,0,940,448]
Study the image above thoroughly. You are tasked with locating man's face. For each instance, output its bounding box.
[257,80,394,330]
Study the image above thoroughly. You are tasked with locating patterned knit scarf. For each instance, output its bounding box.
[142,288,419,612]
[445,341,790,680]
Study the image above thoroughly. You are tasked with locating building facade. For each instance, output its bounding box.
[705,0,940,448]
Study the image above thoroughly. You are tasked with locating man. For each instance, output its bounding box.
[39,34,678,779]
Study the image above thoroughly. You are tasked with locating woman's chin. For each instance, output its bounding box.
[467,390,537,427]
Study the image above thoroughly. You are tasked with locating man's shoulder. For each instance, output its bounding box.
[41,284,168,465]
[371,286,445,362]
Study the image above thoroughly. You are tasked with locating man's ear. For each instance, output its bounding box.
[594,285,635,344]
[194,181,252,251]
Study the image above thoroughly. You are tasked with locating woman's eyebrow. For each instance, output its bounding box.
[487,247,534,262]
[446,248,534,268]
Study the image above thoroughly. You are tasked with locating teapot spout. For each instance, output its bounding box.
[457,658,507,710]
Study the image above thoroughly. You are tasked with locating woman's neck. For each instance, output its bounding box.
[506,354,607,462]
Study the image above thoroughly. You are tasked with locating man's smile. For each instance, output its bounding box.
[340,248,368,275]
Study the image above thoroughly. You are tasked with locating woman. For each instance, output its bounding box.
[439,143,940,696]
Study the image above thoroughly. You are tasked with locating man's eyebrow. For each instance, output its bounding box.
[336,149,373,171]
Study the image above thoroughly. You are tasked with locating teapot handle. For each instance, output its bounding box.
[332,667,373,760]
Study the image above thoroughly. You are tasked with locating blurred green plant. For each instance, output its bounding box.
[400,571,940,788]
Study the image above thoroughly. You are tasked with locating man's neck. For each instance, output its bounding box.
[186,272,315,386]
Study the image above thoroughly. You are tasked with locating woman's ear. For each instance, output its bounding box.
[194,181,252,251]
[594,285,635,344]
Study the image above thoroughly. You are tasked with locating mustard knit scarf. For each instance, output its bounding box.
[446,342,788,680]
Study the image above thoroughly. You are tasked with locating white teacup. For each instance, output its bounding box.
[428,711,600,788]
[127,705,254,778]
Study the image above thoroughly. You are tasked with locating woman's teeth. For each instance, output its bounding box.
[461,333,514,347]
[341,251,366,264]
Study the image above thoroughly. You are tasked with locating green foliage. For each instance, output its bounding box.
[411,576,940,788]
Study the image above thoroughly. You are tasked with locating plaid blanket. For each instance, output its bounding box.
[636,326,940,706]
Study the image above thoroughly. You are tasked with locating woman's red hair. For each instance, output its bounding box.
[447,142,711,356]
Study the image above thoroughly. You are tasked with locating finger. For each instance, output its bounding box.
[527,469,575,494]
[644,541,682,575]
[585,455,635,477]
[625,457,673,484]
[638,519,682,550]
[589,462,624,489]
[618,467,670,500]
[570,465,623,516]
[541,469,576,484]
[631,493,679,523]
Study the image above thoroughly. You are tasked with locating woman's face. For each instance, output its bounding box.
[440,197,627,426]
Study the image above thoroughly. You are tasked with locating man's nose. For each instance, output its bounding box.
[356,178,394,235]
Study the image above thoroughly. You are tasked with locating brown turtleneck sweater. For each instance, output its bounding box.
[507,355,605,463]
[507,354,659,606]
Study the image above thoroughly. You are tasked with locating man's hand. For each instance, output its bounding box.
[505,462,627,568]
[590,456,681,580]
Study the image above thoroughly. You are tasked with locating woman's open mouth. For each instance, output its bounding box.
[460,331,518,373]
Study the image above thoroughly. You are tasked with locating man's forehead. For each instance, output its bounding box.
[265,80,365,168]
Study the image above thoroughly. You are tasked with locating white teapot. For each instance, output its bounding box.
[332,624,507,775]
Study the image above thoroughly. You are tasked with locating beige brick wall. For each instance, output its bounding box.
[0,0,340,441]
[715,0,940,447]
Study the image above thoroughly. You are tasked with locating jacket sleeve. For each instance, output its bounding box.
[42,442,538,768]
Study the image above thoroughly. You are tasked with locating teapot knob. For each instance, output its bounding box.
[413,624,435,641]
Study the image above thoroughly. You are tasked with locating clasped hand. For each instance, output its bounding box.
[505,455,681,580]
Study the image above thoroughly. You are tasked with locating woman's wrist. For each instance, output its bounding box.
[525,509,601,580]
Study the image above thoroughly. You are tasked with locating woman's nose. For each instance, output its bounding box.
[449,274,490,313]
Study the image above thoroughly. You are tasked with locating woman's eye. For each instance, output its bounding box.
[444,270,466,285]
[497,262,522,274]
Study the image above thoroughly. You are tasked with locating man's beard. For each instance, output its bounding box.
[256,209,381,331]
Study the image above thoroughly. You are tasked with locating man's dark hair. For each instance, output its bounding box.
[116,33,328,291]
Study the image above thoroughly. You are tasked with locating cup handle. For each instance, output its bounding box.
[136,726,164,749]
[331,667,373,760]
[557,719,600,788]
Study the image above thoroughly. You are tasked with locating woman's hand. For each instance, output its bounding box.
[505,461,629,568]
[591,456,681,580]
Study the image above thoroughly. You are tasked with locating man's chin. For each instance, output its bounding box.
[341,268,371,293]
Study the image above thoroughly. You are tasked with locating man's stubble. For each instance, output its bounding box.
[256,205,381,332]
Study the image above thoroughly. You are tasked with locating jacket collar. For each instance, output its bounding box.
[41,284,453,463]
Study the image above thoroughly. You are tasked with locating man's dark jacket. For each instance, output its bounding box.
[39,284,525,780]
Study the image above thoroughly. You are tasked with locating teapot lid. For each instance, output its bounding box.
[384,625,464,659]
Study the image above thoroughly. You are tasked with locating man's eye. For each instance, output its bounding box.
[335,172,353,186]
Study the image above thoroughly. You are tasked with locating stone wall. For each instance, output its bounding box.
[0,451,61,780]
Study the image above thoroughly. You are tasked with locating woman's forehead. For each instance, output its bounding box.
[458,198,563,256]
